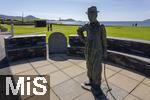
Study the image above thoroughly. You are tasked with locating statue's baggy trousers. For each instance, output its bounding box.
[78,22,107,84]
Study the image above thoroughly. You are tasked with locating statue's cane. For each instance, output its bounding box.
[103,61,117,100]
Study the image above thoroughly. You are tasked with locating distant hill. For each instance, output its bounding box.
[25,15,37,19]
[0,14,39,21]
[143,19,150,22]
[59,18,76,21]
[0,14,78,22]
[0,14,20,19]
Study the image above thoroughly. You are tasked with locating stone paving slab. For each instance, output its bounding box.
[101,82,129,100]
[106,64,123,72]
[119,69,145,82]
[62,65,86,78]
[74,81,129,100]
[74,91,95,100]
[29,58,51,68]
[0,67,13,75]
[52,79,86,100]
[50,71,71,87]
[108,73,140,92]
[16,69,38,75]
[77,61,87,69]
[50,89,60,100]
[9,63,33,75]
[53,60,75,69]
[142,78,150,86]
[0,55,149,100]
[36,64,59,75]
[131,83,150,100]
[124,94,140,100]
[73,72,89,84]
[101,68,117,80]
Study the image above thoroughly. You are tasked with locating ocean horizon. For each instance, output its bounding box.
[48,20,150,26]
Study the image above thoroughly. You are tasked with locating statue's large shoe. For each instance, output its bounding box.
[81,81,92,91]
[91,84,108,100]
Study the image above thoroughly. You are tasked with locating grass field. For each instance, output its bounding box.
[1,24,150,41]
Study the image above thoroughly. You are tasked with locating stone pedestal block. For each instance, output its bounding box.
[48,32,67,54]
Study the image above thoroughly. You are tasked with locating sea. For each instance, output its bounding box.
[48,20,150,26]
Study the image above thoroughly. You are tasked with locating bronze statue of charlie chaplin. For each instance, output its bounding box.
[77,6,107,99]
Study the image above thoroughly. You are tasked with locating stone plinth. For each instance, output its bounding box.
[48,32,67,54]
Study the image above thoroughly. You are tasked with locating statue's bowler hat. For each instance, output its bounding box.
[86,6,99,14]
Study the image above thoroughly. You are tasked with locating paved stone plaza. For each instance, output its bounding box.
[0,54,149,100]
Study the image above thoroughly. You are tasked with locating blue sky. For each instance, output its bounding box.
[0,0,150,21]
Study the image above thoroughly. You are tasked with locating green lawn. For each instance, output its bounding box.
[2,24,150,41]
[106,26,150,41]
[2,24,47,34]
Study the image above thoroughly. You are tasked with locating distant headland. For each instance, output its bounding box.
[143,19,150,22]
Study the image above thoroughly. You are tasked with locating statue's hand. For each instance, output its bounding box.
[79,36,85,43]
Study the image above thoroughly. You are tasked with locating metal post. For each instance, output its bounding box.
[10,19,14,37]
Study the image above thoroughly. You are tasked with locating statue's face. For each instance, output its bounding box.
[88,11,97,23]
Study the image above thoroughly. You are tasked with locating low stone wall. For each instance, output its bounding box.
[0,34,10,68]
[68,35,150,76]
[107,50,150,76]
[0,37,6,61]
[0,27,8,32]
[5,35,46,62]
[107,37,150,58]
[69,35,150,58]
[0,57,9,68]
[0,45,5,62]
